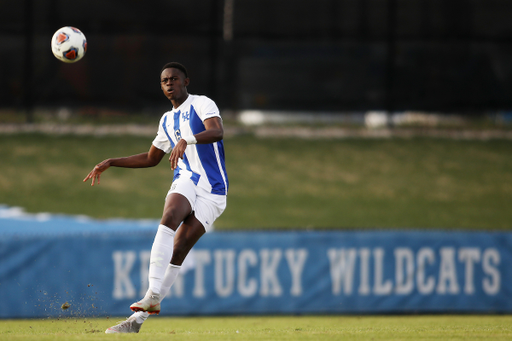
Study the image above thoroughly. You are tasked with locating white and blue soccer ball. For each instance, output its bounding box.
[51,26,87,63]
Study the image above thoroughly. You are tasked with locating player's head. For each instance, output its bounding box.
[160,62,190,106]
[161,62,188,78]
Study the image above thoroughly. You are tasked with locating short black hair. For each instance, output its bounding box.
[161,62,188,78]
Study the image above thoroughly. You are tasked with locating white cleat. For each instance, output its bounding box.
[129,291,161,315]
[105,316,143,334]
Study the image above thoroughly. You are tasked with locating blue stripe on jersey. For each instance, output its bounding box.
[216,139,229,190]
[162,115,180,181]
[190,105,228,195]
[173,110,200,185]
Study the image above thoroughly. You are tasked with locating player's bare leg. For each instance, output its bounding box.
[170,214,206,266]
[160,193,193,233]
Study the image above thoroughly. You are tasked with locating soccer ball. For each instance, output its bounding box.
[51,26,87,63]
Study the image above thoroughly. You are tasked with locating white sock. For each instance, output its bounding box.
[131,264,181,324]
[148,225,175,294]
[132,311,149,323]
[160,264,182,299]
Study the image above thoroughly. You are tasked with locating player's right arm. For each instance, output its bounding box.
[83,145,166,186]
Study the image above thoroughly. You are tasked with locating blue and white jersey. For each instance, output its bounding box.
[152,94,229,195]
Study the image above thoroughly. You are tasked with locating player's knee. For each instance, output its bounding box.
[161,209,183,229]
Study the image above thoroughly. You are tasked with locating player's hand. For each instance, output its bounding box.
[169,139,188,170]
[83,159,111,186]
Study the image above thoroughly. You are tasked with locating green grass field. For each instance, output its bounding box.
[1,315,511,340]
[1,133,511,230]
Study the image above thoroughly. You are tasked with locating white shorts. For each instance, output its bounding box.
[166,177,226,232]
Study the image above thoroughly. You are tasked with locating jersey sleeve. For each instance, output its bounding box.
[196,96,221,122]
[152,114,172,153]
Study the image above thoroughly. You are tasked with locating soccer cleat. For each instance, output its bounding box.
[130,291,161,315]
[105,316,142,334]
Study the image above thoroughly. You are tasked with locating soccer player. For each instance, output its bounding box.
[83,62,228,333]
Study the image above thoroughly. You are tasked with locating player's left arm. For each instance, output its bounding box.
[169,117,224,170]
[196,116,224,143]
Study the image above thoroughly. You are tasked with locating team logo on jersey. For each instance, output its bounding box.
[182,111,190,121]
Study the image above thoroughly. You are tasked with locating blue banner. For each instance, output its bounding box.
[0,208,510,318]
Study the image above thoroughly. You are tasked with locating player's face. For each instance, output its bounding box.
[160,68,189,106]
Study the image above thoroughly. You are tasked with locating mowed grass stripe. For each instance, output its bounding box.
[0,315,511,340]
[0,134,511,230]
